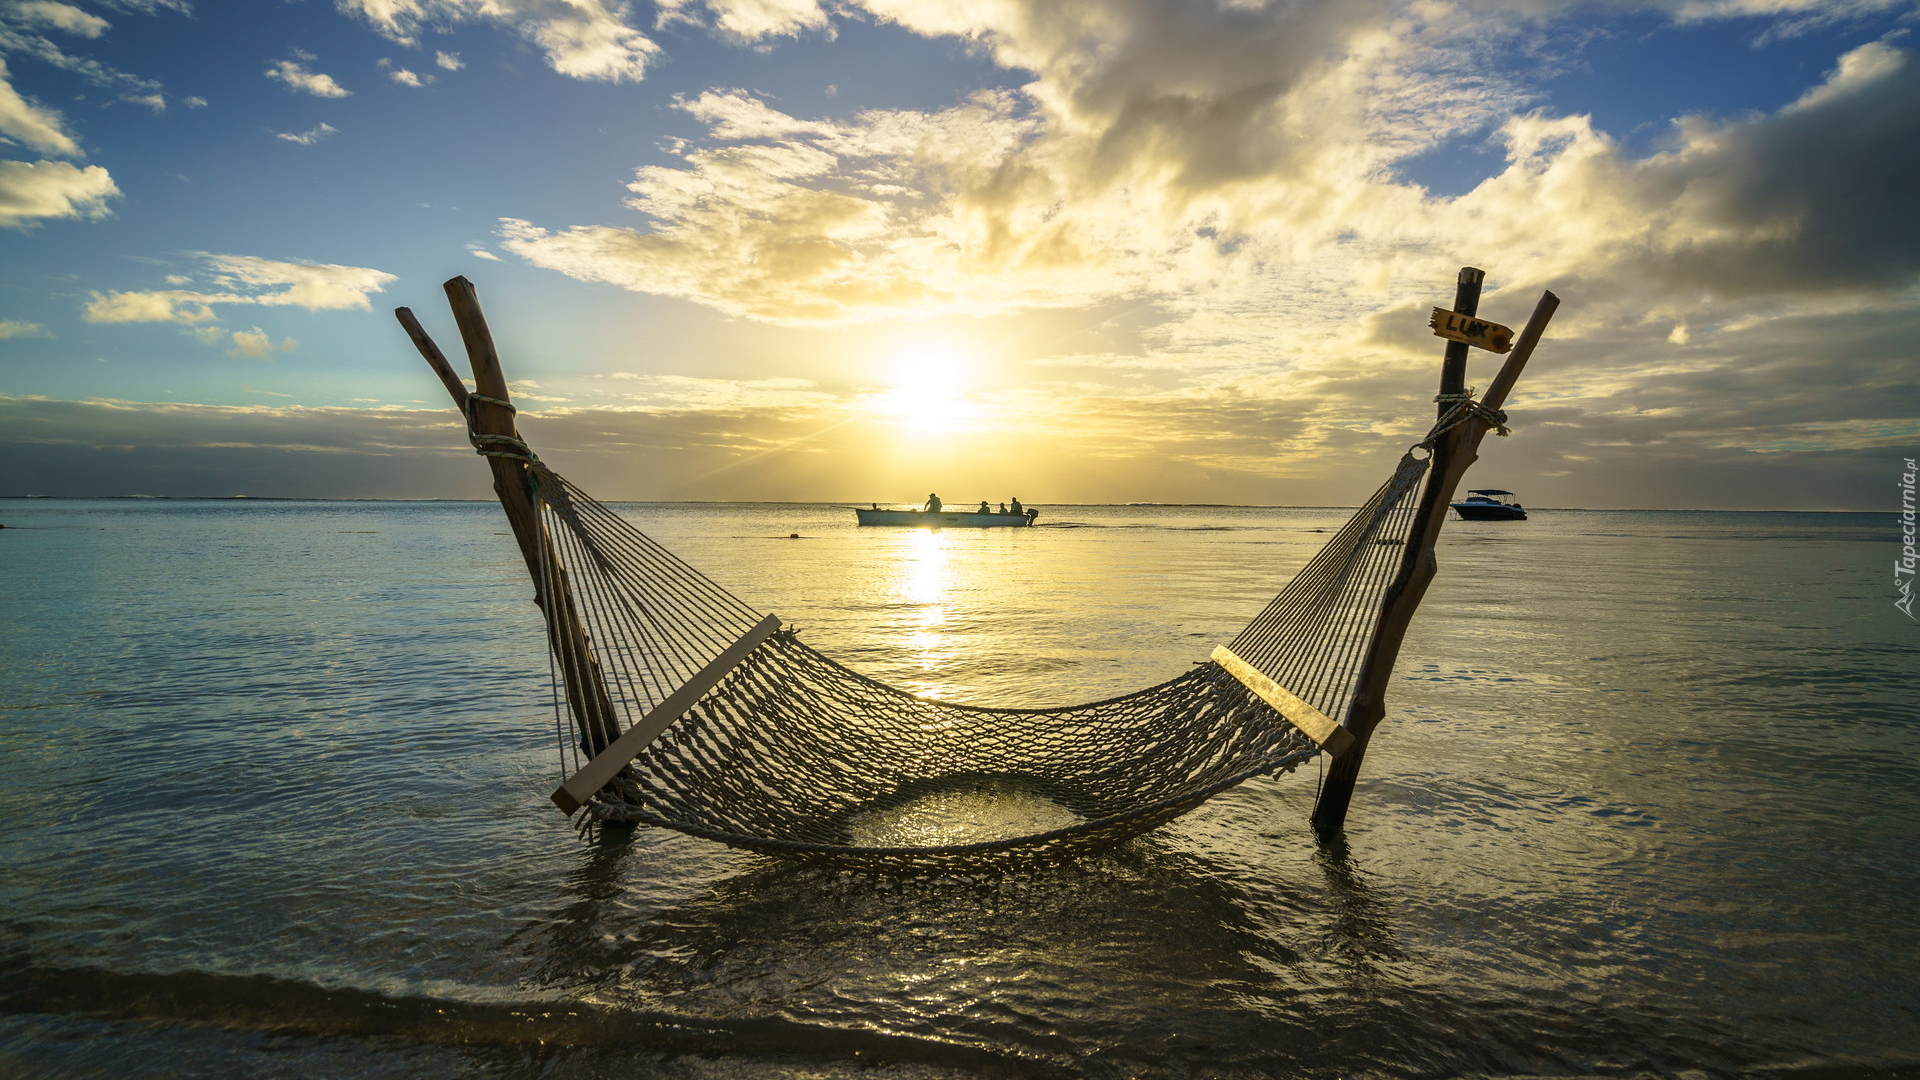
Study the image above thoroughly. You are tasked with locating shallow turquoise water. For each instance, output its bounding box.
[1,499,1915,1078]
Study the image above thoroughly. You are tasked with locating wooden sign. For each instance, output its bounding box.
[1429,307,1514,353]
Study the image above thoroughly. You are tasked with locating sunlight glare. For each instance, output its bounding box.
[874,338,980,428]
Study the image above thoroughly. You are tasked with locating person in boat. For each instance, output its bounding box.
[924,493,942,513]
[978,500,991,513]
[998,502,1008,514]
[1010,496,1023,515]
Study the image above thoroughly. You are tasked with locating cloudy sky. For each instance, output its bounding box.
[1,0,1915,506]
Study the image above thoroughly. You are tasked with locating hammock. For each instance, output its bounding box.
[397,274,1557,868]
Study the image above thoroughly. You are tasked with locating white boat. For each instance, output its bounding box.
[854,506,1037,528]
[1451,489,1527,521]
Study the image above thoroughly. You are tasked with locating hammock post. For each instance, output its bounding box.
[1311,280,1559,835]
[1437,266,1484,419]
[401,279,627,760]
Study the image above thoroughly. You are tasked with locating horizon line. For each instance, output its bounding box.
[0,495,1896,514]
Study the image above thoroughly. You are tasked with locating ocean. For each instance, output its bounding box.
[1,498,1915,1078]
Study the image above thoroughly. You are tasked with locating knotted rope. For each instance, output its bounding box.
[1421,387,1508,448]
[464,393,543,463]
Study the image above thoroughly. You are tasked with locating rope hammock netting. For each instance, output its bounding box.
[398,273,1558,868]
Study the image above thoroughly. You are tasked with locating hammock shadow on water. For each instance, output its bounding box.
[508,819,1409,1075]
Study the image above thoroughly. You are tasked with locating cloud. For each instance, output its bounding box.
[1433,40,1920,300]
[336,0,659,82]
[0,395,491,499]
[83,0,189,13]
[1,358,1905,505]
[0,318,50,337]
[493,0,1531,325]
[188,323,300,358]
[201,253,397,308]
[84,253,398,323]
[88,289,216,323]
[0,13,172,106]
[498,89,1071,324]
[11,1,109,38]
[495,4,1920,351]
[275,122,338,144]
[596,372,835,410]
[0,56,81,155]
[182,94,206,108]
[1,0,1878,508]
[505,378,566,402]
[224,326,298,358]
[471,0,1920,514]
[434,50,462,70]
[0,158,118,227]
[1669,0,1917,43]
[265,57,350,97]
[376,56,432,86]
[684,0,832,41]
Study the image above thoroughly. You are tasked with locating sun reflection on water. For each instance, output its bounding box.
[898,527,956,697]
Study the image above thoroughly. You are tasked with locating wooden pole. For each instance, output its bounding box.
[400,279,626,762]
[1310,283,1559,835]
[396,307,470,411]
[440,277,546,584]
[1438,267,1485,419]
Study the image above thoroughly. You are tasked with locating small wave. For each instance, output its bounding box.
[0,960,1048,1074]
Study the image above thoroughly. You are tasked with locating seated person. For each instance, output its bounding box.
[978,500,991,513]
[924,493,942,512]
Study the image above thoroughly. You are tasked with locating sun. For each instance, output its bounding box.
[873,338,979,427]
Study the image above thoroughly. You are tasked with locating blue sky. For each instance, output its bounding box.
[2,0,1916,505]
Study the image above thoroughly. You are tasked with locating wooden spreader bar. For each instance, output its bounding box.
[1211,645,1355,757]
[550,614,783,816]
